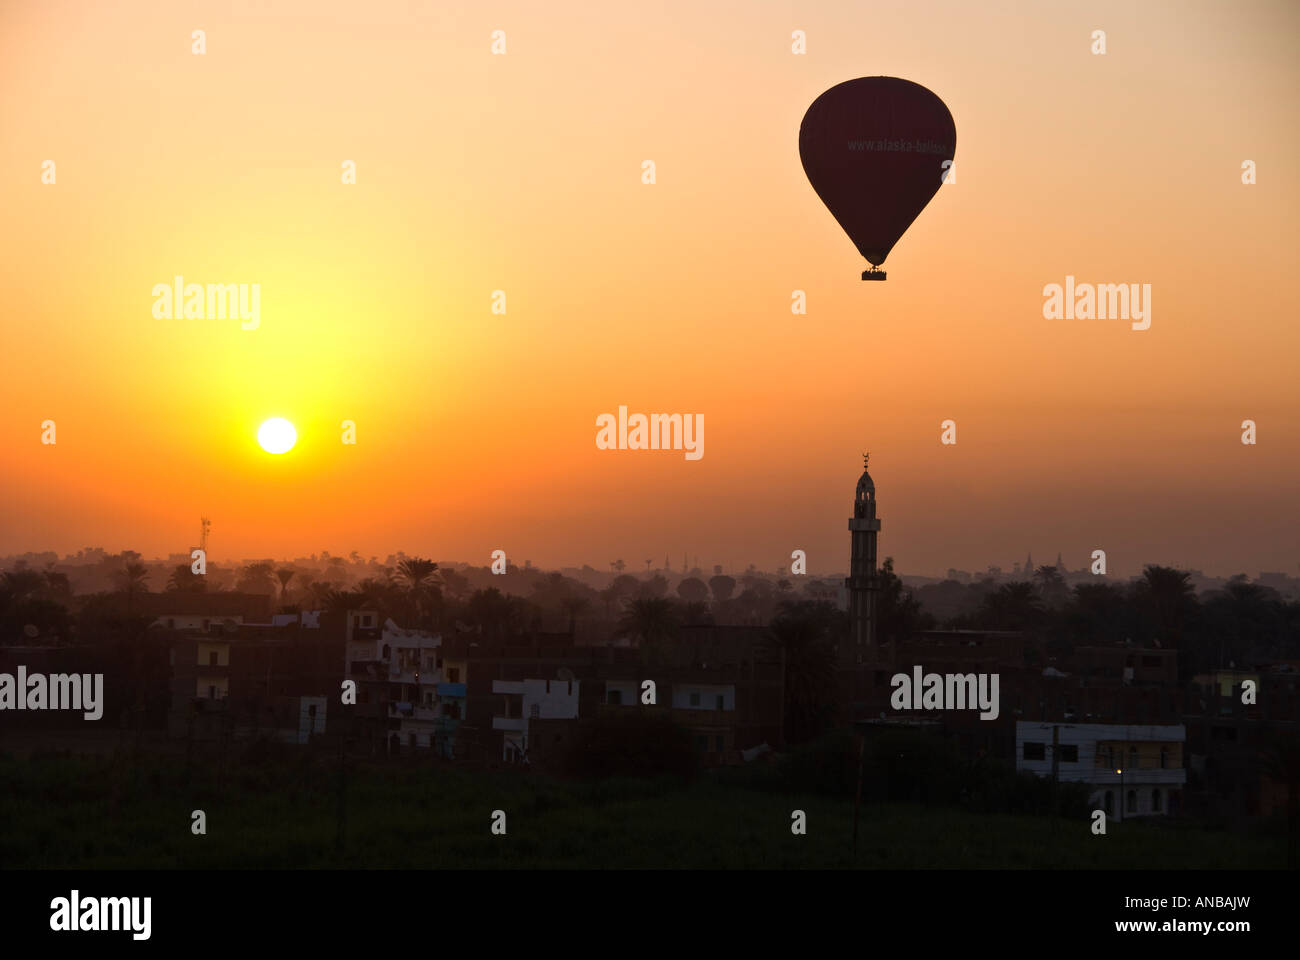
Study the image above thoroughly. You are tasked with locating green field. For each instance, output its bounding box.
[0,743,1285,869]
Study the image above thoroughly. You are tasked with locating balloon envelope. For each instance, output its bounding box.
[799,77,956,269]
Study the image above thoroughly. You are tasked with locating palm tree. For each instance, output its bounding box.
[116,562,150,614]
[396,557,441,625]
[1,568,47,600]
[236,562,277,595]
[167,564,207,593]
[617,596,678,660]
[1033,565,1068,606]
[396,557,439,591]
[1136,565,1196,647]
[768,602,837,747]
[439,568,471,602]
[680,601,713,626]
[323,588,367,616]
[598,585,618,618]
[979,582,1042,630]
[560,597,589,635]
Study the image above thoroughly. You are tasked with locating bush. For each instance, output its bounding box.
[558,712,696,781]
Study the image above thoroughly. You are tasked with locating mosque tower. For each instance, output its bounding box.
[846,454,881,660]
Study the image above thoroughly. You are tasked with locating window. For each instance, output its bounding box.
[694,736,708,752]
[1023,742,1045,761]
[1104,791,1113,814]
[1059,745,1078,763]
[689,692,700,707]
[715,695,725,710]
[1128,746,1139,769]
[530,704,540,719]
[715,735,725,752]
[1160,747,1169,769]
[1126,790,1137,813]
[1152,789,1162,812]
[209,651,219,666]
[381,644,390,659]
[208,685,217,700]
[447,668,460,683]
[608,689,622,705]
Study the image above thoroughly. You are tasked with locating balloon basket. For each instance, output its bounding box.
[861,268,887,281]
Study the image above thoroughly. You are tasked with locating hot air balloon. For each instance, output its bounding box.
[799,77,955,280]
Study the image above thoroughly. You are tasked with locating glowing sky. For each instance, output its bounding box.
[1,0,1296,577]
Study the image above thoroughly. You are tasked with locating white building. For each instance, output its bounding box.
[1015,721,1187,820]
[346,617,446,750]
[492,678,580,762]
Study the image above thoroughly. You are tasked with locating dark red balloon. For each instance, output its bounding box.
[799,77,955,276]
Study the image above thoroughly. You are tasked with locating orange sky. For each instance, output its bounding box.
[1,0,1296,578]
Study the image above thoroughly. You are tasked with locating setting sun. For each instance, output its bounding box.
[257,418,297,455]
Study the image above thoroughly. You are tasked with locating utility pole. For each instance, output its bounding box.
[1051,724,1060,836]
[852,732,865,855]
[335,731,347,855]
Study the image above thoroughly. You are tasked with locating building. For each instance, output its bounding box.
[845,455,880,659]
[139,592,274,633]
[1015,721,1187,820]
[1183,664,1300,819]
[344,617,453,753]
[599,675,742,763]
[492,677,580,762]
[166,610,342,742]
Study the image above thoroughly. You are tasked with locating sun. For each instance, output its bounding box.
[257,417,297,455]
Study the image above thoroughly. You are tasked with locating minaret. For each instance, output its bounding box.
[1025,551,1033,578]
[846,454,881,658]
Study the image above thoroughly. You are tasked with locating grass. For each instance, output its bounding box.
[0,745,1285,869]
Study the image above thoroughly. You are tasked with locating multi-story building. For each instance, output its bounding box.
[599,676,742,762]
[1015,721,1187,820]
[167,610,342,743]
[1183,664,1300,819]
[140,591,273,633]
[344,617,451,752]
[492,677,580,762]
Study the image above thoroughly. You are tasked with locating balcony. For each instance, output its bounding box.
[388,702,439,722]
[493,716,525,732]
